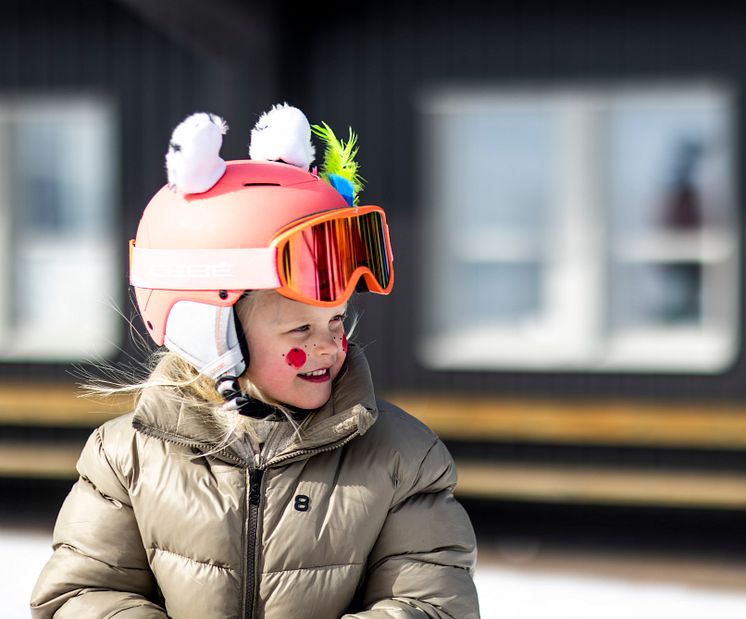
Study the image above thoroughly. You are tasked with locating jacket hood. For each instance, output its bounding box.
[132,344,378,466]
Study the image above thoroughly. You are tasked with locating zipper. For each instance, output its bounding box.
[134,420,266,616]
[132,420,247,466]
[266,430,360,468]
[135,418,361,617]
[239,433,359,617]
[243,466,265,619]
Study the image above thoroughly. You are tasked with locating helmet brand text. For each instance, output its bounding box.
[150,262,234,279]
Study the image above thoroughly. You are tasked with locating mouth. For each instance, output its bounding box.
[297,367,331,383]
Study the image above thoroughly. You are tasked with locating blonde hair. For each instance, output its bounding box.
[87,290,357,448]
[87,291,298,447]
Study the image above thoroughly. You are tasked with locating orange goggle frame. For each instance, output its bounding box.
[271,205,394,306]
[129,206,394,307]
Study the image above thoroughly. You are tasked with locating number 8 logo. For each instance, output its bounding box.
[294,495,310,512]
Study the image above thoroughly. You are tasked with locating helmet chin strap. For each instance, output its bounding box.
[220,298,280,418]
[214,375,280,419]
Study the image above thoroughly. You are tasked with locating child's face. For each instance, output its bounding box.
[238,291,348,410]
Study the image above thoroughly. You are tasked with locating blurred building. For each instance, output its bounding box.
[2,0,746,514]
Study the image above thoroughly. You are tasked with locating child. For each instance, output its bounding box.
[31,105,480,618]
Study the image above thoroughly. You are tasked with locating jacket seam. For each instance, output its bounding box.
[390,436,441,509]
[373,555,472,570]
[401,597,457,619]
[78,475,130,509]
[57,543,153,572]
[104,603,161,618]
[366,550,475,578]
[149,545,236,572]
[263,561,363,576]
[93,427,132,498]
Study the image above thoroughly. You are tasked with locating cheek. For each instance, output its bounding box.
[284,347,307,369]
[341,333,348,353]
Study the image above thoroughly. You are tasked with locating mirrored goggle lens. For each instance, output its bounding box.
[279,210,392,303]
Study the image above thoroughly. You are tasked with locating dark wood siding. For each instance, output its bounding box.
[3,0,746,497]
[5,0,746,403]
[280,1,746,402]
[0,0,276,380]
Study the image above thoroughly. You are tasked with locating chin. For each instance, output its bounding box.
[291,390,332,411]
[299,396,332,410]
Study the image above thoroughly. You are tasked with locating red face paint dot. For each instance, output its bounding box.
[342,333,348,353]
[286,348,307,369]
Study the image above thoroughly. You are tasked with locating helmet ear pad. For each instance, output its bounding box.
[163,301,246,380]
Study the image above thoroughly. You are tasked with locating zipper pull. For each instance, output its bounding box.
[249,468,264,506]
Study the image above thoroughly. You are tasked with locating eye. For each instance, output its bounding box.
[291,324,310,333]
[330,314,346,326]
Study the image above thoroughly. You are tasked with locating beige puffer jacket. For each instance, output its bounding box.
[31,349,479,618]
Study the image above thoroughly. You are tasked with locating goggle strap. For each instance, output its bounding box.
[130,242,280,290]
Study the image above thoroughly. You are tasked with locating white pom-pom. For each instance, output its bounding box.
[166,113,228,195]
[249,103,315,170]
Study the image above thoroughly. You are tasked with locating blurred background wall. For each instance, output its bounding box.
[2,0,746,588]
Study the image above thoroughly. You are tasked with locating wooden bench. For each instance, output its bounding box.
[389,393,746,450]
[390,393,746,509]
[3,384,746,509]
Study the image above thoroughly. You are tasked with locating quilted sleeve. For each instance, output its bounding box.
[30,422,166,618]
[343,437,480,619]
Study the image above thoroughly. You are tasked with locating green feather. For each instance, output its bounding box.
[311,121,365,205]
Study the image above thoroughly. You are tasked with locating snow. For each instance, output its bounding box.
[6,528,746,619]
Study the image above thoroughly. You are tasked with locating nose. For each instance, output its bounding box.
[315,329,341,356]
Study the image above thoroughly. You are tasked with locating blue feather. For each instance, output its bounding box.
[327,173,355,207]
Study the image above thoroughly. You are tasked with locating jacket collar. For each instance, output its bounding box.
[132,345,378,466]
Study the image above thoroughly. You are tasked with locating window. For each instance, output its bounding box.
[419,84,737,372]
[0,97,120,360]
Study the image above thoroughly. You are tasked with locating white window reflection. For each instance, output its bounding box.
[0,98,120,360]
[419,85,737,372]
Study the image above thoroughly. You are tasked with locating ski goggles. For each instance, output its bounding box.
[271,205,394,305]
[129,206,394,306]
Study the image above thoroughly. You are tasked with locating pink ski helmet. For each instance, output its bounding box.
[129,105,394,383]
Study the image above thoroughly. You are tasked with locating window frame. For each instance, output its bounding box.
[418,82,739,373]
[0,94,121,362]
